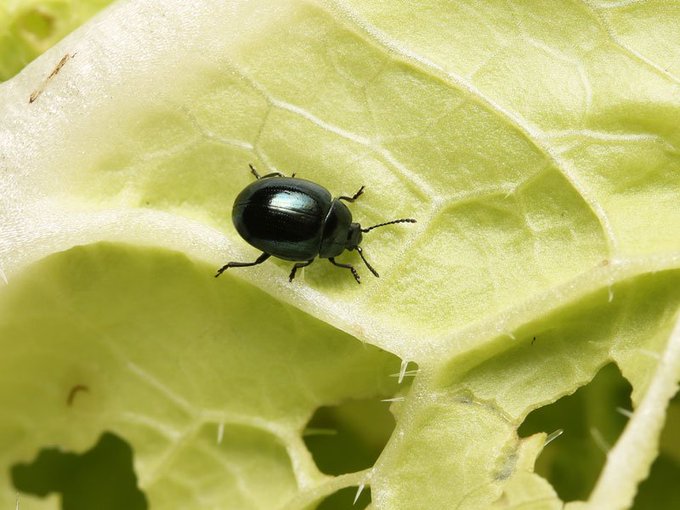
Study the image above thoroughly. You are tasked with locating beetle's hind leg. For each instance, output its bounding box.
[289,260,314,282]
[329,258,361,284]
[249,163,288,180]
[215,252,270,278]
[338,185,365,203]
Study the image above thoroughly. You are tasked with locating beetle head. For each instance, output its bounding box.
[346,223,363,250]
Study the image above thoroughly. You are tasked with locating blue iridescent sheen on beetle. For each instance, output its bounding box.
[215,164,416,283]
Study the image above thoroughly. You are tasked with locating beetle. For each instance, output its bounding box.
[215,164,416,283]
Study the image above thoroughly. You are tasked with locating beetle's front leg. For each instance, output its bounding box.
[289,260,314,282]
[249,163,286,180]
[215,252,270,277]
[328,258,361,284]
[338,185,365,203]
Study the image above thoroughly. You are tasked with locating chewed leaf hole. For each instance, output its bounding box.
[315,486,371,509]
[303,398,395,475]
[16,8,56,40]
[518,362,632,502]
[634,392,680,509]
[11,431,147,510]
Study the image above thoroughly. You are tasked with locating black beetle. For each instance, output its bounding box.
[215,164,416,283]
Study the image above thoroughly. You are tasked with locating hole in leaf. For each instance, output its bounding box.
[518,362,632,502]
[315,486,371,510]
[11,431,147,510]
[15,8,56,40]
[304,398,395,475]
[633,392,680,509]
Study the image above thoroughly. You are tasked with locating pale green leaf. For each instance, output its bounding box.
[1,1,679,509]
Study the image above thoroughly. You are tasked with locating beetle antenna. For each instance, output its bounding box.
[361,218,416,233]
[356,246,379,277]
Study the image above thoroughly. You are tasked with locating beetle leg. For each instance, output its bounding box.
[338,185,365,203]
[289,259,314,282]
[356,246,379,277]
[249,163,261,179]
[249,163,286,180]
[328,258,361,284]
[215,252,270,278]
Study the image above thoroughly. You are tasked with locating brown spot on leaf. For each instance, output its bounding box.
[67,384,89,406]
[29,52,75,104]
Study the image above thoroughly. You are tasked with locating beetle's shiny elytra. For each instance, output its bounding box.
[215,164,416,284]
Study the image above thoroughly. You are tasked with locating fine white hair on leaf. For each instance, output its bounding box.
[616,407,634,419]
[381,396,405,403]
[544,428,563,447]
[217,422,225,444]
[390,369,419,379]
[590,427,610,454]
[398,359,409,384]
[353,483,365,505]
[639,349,661,361]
